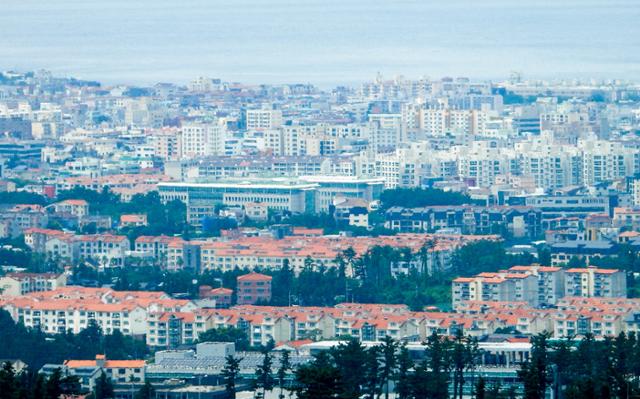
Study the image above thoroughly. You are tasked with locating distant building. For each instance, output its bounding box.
[237,272,272,305]
[385,205,542,238]
[244,202,269,222]
[120,214,148,227]
[245,108,283,130]
[0,272,67,296]
[549,240,617,266]
[199,286,233,308]
[57,354,145,390]
[49,199,89,218]
[564,266,626,298]
[453,264,625,309]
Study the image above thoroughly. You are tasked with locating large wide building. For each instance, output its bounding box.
[157,176,384,225]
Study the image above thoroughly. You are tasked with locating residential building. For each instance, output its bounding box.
[236,273,272,305]
[564,266,627,298]
[0,272,67,296]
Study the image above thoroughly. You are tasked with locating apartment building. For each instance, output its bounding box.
[508,265,565,305]
[77,234,130,267]
[0,204,48,234]
[180,123,227,158]
[22,227,77,262]
[564,266,626,298]
[3,287,192,336]
[612,207,640,230]
[549,240,617,266]
[455,264,624,309]
[245,108,283,130]
[146,312,199,348]
[419,108,487,137]
[236,272,272,305]
[134,235,183,260]
[0,272,67,296]
[385,205,542,238]
[580,139,637,186]
[148,128,181,161]
[49,199,89,218]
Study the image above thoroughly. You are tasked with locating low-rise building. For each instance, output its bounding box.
[49,199,89,218]
[63,354,145,388]
[0,272,67,296]
[120,214,148,227]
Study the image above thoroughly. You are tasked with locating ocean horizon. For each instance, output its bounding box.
[1,0,639,87]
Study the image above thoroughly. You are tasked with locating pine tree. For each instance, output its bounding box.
[254,349,274,399]
[294,352,341,399]
[330,339,367,399]
[93,371,114,399]
[32,373,47,399]
[518,333,550,399]
[425,332,451,399]
[394,344,412,399]
[475,376,486,399]
[0,362,17,399]
[222,355,242,399]
[451,329,479,399]
[44,368,63,399]
[277,350,291,399]
[134,381,155,399]
[380,336,397,399]
[363,346,382,399]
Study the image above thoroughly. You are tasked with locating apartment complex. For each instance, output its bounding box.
[452,265,625,308]
[0,272,67,296]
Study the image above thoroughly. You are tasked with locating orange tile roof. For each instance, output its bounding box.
[237,272,272,282]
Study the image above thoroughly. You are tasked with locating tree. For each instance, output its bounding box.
[294,352,341,399]
[409,358,432,399]
[254,348,274,399]
[380,336,397,399]
[394,344,412,399]
[45,368,64,399]
[222,355,242,399]
[199,326,250,351]
[423,332,452,399]
[59,374,82,396]
[0,361,17,399]
[475,376,486,399]
[330,339,367,399]
[277,350,291,399]
[93,371,114,399]
[32,373,47,399]
[134,381,155,399]
[518,333,551,399]
[451,330,479,399]
[363,346,382,399]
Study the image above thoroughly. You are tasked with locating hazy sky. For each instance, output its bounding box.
[1,0,638,85]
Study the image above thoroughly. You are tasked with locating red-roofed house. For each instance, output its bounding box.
[120,214,148,227]
[237,273,272,305]
[51,199,89,218]
[64,354,145,388]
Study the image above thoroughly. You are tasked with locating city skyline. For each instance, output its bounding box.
[2,1,640,397]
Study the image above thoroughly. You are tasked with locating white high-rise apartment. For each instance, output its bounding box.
[580,138,637,186]
[180,122,227,158]
[246,108,283,130]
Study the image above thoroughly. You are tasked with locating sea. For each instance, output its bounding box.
[1,0,639,87]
